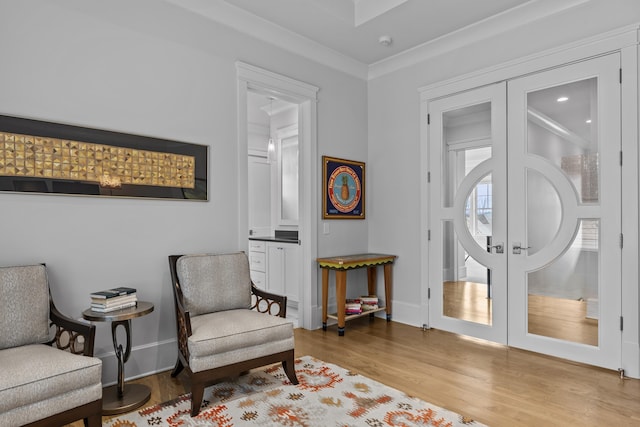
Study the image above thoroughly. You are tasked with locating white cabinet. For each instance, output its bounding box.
[267,242,300,302]
[248,239,300,304]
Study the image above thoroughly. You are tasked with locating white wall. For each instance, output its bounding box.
[367,0,640,327]
[0,0,368,382]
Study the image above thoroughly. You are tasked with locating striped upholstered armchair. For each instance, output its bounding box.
[168,252,298,416]
[0,264,103,427]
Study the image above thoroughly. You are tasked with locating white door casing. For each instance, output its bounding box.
[237,62,319,330]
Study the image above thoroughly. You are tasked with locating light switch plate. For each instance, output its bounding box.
[323,223,330,234]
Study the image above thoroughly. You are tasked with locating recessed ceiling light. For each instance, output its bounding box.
[557,96,569,102]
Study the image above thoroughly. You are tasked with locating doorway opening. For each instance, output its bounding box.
[236,62,319,330]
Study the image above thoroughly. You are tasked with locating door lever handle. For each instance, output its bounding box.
[512,242,531,255]
[491,243,504,254]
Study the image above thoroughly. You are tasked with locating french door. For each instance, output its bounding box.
[428,82,508,344]
[428,53,622,369]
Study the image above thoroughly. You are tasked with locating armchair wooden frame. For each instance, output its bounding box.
[168,254,298,417]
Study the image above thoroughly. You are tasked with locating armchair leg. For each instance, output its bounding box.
[171,358,184,377]
[282,353,299,385]
[84,413,102,427]
[191,383,205,417]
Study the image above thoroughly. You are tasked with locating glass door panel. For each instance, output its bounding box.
[527,219,599,346]
[442,219,493,326]
[527,77,599,204]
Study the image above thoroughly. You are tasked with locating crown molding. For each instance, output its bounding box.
[368,0,591,79]
[164,0,368,80]
[167,0,591,81]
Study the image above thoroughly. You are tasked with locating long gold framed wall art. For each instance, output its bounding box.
[0,115,207,200]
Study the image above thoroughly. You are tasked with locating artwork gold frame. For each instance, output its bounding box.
[322,155,365,219]
[0,115,207,200]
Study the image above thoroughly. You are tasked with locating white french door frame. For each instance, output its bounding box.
[419,26,639,377]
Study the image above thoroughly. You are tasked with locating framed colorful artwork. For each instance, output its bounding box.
[322,155,365,219]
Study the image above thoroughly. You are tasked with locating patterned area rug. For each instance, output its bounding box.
[105,356,486,427]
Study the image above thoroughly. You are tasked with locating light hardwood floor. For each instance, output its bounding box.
[69,318,640,426]
[444,280,598,345]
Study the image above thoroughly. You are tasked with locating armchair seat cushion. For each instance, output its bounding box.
[188,309,294,373]
[0,344,102,416]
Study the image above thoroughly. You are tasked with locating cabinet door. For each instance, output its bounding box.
[283,244,300,301]
[267,244,286,295]
[267,243,300,301]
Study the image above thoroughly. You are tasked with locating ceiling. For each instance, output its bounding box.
[222,0,535,65]
[166,0,591,79]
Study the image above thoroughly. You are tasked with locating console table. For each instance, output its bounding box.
[317,253,397,336]
[82,301,154,415]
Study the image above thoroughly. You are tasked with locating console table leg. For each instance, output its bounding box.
[367,266,377,296]
[336,270,347,335]
[384,264,393,322]
[321,268,329,329]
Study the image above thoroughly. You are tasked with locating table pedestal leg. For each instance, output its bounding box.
[102,320,151,415]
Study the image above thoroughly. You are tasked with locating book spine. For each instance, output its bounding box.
[91,294,137,306]
[91,301,137,312]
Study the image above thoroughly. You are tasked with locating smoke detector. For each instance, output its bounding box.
[378,35,392,46]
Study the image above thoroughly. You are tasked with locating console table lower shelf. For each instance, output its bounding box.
[317,253,397,336]
[326,306,388,323]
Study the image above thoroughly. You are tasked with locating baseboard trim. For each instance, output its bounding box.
[96,338,177,386]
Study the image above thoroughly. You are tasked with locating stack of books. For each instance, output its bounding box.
[360,295,379,311]
[90,286,137,312]
[345,298,363,315]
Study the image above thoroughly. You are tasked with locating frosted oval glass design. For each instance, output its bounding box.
[527,169,561,256]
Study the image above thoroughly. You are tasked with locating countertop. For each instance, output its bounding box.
[248,235,300,244]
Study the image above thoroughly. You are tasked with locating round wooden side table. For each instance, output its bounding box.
[82,301,154,415]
